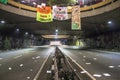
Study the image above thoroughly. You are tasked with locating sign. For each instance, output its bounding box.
[36,6,52,22]
[52,6,68,20]
[71,5,81,30]
[0,0,7,4]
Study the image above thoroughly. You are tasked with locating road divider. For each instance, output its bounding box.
[66,54,96,80]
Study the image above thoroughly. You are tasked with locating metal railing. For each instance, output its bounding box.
[8,0,113,12]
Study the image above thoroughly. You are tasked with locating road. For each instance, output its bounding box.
[59,47,120,80]
[0,46,55,80]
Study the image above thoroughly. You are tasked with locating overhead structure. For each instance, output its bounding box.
[0,0,120,39]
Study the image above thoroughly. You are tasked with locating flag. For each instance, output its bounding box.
[36,6,52,22]
[0,0,7,4]
[71,5,81,30]
[52,6,68,20]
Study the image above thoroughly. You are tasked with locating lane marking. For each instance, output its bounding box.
[86,62,91,65]
[108,66,115,68]
[14,55,22,59]
[8,67,12,70]
[36,56,41,59]
[33,53,51,80]
[72,59,76,62]
[93,58,97,60]
[0,64,2,66]
[20,64,23,67]
[81,70,87,73]
[27,76,30,79]
[103,73,111,76]
[93,74,102,77]
[67,55,96,80]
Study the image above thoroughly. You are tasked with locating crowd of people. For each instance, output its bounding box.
[0,36,36,50]
[86,31,120,51]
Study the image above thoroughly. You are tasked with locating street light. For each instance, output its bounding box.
[108,21,112,24]
[25,32,28,35]
[16,28,19,32]
[55,29,58,33]
[0,20,5,24]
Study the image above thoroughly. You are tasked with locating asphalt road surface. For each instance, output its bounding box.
[0,46,55,80]
[59,47,120,80]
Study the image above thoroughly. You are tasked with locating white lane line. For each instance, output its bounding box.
[103,73,111,76]
[93,58,97,60]
[72,59,76,62]
[36,56,41,59]
[8,67,12,70]
[33,53,51,80]
[27,76,30,79]
[14,55,22,59]
[108,66,115,68]
[67,55,96,80]
[81,70,87,73]
[46,70,52,74]
[20,64,23,67]
[93,74,102,77]
[86,62,91,65]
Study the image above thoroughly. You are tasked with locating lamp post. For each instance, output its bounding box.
[23,32,29,48]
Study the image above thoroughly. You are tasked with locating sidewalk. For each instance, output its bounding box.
[92,49,120,55]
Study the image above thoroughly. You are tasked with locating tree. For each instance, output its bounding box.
[4,37,11,50]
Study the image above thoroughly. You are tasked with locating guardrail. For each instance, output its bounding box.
[8,0,113,12]
[54,57,59,80]
[8,0,36,11]
[1,0,119,18]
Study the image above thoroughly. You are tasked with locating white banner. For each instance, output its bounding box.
[52,6,68,20]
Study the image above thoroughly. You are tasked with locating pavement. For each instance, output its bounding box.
[0,47,55,80]
[59,47,120,80]
[0,46,120,80]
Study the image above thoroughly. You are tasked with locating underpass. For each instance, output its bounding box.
[0,46,120,80]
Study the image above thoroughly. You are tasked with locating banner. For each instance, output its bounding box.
[0,0,7,4]
[52,6,68,20]
[71,5,81,30]
[36,6,52,22]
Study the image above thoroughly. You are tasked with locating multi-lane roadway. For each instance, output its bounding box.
[0,46,55,80]
[60,47,120,80]
[0,46,120,80]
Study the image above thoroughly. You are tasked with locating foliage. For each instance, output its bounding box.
[47,0,71,6]
[4,37,11,50]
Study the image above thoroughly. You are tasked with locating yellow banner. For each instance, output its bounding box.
[36,6,52,22]
[71,5,81,30]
